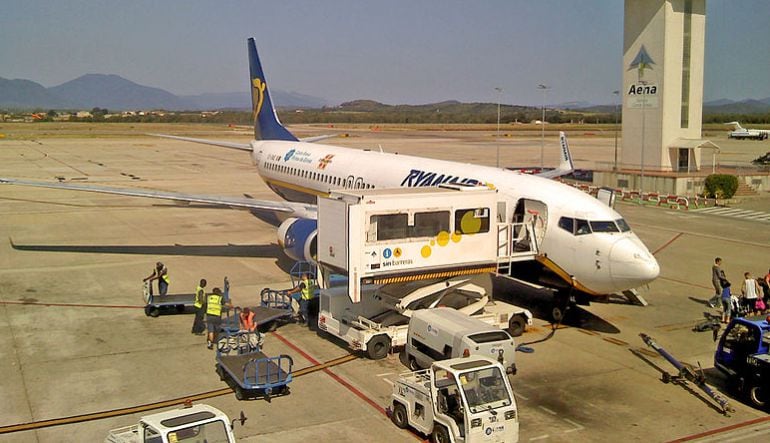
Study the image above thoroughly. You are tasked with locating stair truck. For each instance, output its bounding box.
[105,403,244,443]
[714,315,770,410]
[389,356,519,443]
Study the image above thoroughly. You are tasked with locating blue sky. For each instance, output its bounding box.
[1,0,768,106]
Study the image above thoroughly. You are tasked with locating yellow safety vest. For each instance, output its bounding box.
[161,270,170,284]
[194,286,205,308]
[206,294,223,316]
[300,279,316,300]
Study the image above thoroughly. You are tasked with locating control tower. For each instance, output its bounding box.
[611,0,719,192]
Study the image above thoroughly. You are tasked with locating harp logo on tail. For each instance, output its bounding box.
[251,78,266,124]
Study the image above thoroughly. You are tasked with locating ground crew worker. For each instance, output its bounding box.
[191,279,207,335]
[239,307,264,350]
[206,287,230,349]
[288,273,316,326]
[144,262,170,296]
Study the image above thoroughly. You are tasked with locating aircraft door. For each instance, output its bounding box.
[513,199,548,249]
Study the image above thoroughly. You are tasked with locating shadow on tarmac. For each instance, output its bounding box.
[491,275,621,334]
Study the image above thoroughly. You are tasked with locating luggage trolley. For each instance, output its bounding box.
[143,277,230,318]
[215,331,293,401]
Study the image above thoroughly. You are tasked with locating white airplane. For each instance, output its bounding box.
[0,38,659,319]
[725,122,770,140]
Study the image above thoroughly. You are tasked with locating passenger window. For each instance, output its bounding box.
[589,221,619,233]
[558,217,574,234]
[575,219,591,235]
[454,208,490,234]
[412,211,450,238]
[372,214,408,241]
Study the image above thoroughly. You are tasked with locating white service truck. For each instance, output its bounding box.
[105,404,243,443]
[318,278,532,360]
[390,356,519,443]
[405,307,518,374]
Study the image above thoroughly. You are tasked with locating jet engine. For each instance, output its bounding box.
[277,217,318,263]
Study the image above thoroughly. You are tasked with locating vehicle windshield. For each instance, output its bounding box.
[167,420,229,443]
[458,366,511,413]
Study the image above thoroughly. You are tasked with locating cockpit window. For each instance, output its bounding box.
[616,218,631,232]
[590,221,619,233]
[558,217,574,234]
[575,219,591,235]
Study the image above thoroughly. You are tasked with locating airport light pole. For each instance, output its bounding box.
[613,90,620,171]
[495,87,502,168]
[537,84,549,169]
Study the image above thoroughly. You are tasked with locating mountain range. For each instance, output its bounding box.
[0,74,328,111]
[1,73,769,114]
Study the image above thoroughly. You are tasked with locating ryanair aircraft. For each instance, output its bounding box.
[1,38,659,319]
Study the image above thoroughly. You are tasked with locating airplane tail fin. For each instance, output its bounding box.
[247,38,298,142]
[725,121,744,131]
[535,131,574,179]
[557,131,574,173]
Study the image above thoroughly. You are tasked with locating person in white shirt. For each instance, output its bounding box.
[741,271,762,316]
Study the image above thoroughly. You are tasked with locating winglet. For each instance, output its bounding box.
[247,38,298,142]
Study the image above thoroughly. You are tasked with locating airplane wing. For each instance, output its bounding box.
[536,131,574,179]
[146,133,252,151]
[0,177,317,218]
[147,133,337,149]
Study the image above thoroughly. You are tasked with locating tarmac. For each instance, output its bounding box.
[1,122,770,442]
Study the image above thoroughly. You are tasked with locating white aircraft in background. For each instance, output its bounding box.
[0,38,659,320]
[725,122,769,140]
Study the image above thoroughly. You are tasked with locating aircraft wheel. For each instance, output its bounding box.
[366,335,391,360]
[431,424,451,443]
[508,314,527,337]
[391,402,409,429]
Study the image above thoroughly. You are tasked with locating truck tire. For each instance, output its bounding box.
[146,306,160,318]
[408,355,421,371]
[508,314,527,337]
[366,335,391,360]
[234,387,244,401]
[748,384,768,410]
[216,365,226,381]
[391,402,409,429]
[431,424,451,443]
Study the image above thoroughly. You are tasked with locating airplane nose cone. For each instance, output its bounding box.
[609,237,660,289]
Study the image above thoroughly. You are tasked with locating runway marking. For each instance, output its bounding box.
[666,414,770,442]
[539,406,557,415]
[563,418,585,433]
[376,372,394,377]
[529,434,550,441]
[657,276,713,290]
[631,222,770,248]
[515,392,529,401]
[0,300,144,309]
[652,232,684,256]
[602,336,629,346]
[691,206,770,223]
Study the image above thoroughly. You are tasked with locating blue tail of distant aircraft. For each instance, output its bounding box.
[247,38,298,142]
